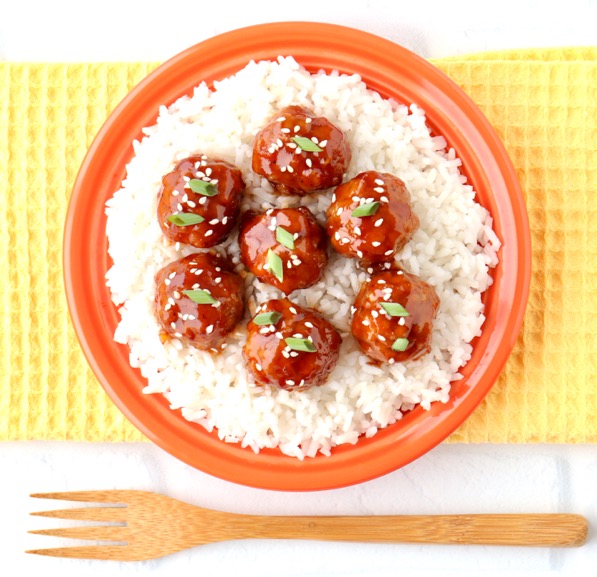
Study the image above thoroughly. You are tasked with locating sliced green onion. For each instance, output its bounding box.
[291,136,323,152]
[380,302,409,317]
[267,249,284,283]
[351,201,380,218]
[253,311,282,326]
[167,212,204,226]
[276,226,295,250]
[285,337,316,353]
[188,179,218,196]
[182,289,218,305]
[391,337,409,352]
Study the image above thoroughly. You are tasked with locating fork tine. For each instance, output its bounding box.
[30,507,127,522]
[29,526,128,541]
[30,490,132,504]
[26,545,130,561]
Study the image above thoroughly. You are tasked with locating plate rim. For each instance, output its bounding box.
[63,21,531,491]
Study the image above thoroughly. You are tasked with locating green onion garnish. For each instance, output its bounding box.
[253,311,282,326]
[267,249,284,282]
[285,337,316,352]
[167,212,204,226]
[351,201,380,218]
[291,136,323,152]
[188,179,218,196]
[391,338,409,352]
[182,289,218,305]
[275,226,295,250]
[380,302,409,317]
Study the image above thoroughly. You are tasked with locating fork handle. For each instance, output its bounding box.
[236,513,587,547]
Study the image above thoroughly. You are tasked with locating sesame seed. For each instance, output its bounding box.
[171,190,179,197]
[287,261,292,269]
[371,310,379,318]
[374,186,385,193]
[176,203,183,211]
[205,168,212,176]
[287,142,297,149]
[305,321,314,328]
[170,322,176,329]
[374,218,384,227]
[173,290,181,299]
[187,315,196,320]
[306,158,312,168]
[222,216,228,225]
[399,317,406,326]
[352,196,360,202]
[319,140,328,148]
[362,319,370,326]
[196,171,205,178]
[213,301,222,308]
[293,333,303,338]
[389,358,395,364]
[340,237,350,245]
[276,116,286,122]
[205,230,214,237]
[305,118,312,123]
[293,233,299,240]
[164,279,171,286]
[260,327,269,335]
[282,350,290,358]
[164,303,172,311]
[275,332,283,339]
[331,193,336,202]
[211,179,218,185]
[354,226,362,236]
[181,193,188,203]
[378,279,386,284]
[168,297,175,305]
[268,146,277,154]
[199,196,207,205]
[187,200,196,208]
[207,218,218,225]
[169,272,176,279]
[350,306,356,314]
[311,136,319,144]
[206,325,214,334]
[372,241,381,247]
[290,351,299,357]
[294,125,300,132]
[281,127,291,133]
[289,307,297,314]
[380,196,389,203]
[367,267,374,274]
[174,332,183,338]
[287,165,294,173]
[280,166,287,172]
[194,269,203,275]
[356,250,363,258]
[378,335,387,342]
[215,277,221,284]
[375,178,384,185]
[384,249,394,255]
[276,138,284,148]
[286,379,295,386]
[256,363,262,371]
[334,231,341,241]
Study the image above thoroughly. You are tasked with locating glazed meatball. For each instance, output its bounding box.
[326,171,419,263]
[244,298,342,390]
[157,155,245,248]
[351,269,439,363]
[154,252,244,352]
[252,105,351,196]
[239,207,328,295]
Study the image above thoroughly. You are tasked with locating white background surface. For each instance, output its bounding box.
[1,0,596,575]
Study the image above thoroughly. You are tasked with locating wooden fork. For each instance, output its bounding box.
[27,490,588,561]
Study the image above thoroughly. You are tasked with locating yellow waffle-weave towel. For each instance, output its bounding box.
[0,48,595,442]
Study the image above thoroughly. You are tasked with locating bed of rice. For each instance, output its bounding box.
[105,56,500,460]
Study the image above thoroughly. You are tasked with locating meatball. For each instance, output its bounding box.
[157,155,245,248]
[326,171,419,263]
[154,252,244,352]
[351,269,439,363]
[244,298,342,391]
[239,207,328,295]
[252,105,351,196]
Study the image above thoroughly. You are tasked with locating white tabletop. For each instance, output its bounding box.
[2,1,596,575]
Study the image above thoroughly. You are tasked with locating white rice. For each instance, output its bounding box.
[105,56,500,459]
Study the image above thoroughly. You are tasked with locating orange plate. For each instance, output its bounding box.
[64,22,531,491]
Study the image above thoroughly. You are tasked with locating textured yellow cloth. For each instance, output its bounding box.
[0,48,595,443]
